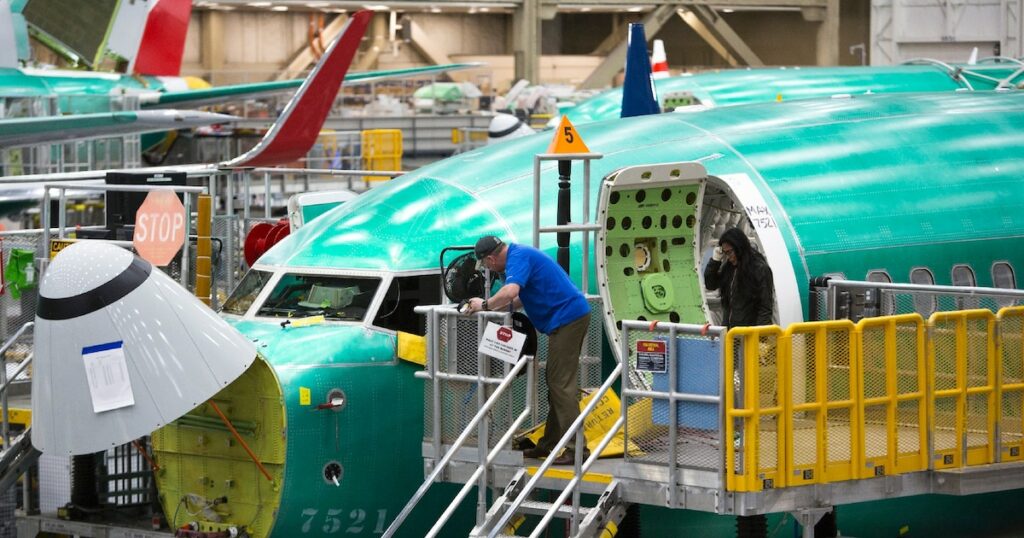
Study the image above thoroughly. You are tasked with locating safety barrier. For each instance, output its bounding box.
[724,307,1024,492]
[361,129,403,182]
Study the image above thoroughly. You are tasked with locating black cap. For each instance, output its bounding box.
[474,235,503,259]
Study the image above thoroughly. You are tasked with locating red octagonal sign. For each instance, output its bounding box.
[133,191,186,266]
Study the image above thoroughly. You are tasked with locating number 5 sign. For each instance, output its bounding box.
[133,190,186,266]
[547,115,590,154]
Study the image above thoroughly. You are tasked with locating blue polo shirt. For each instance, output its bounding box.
[503,243,590,334]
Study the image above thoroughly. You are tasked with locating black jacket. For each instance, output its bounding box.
[704,256,774,328]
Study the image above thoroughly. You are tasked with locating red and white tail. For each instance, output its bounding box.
[222,10,373,168]
[651,39,669,79]
[133,0,192,76]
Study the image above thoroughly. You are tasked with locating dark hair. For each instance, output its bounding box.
[719,227,767,288]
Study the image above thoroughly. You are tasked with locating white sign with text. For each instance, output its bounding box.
[478,322,526,364]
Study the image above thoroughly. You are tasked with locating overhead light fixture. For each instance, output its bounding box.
[580,6,591,12]
[271,5,288,10]
[429,6,441,13]
[306,1,330,7]
[364,4,390,10]
[722,8,735,13]
[248,1,271,6]
[479,6,489,12]
[627,6,643,12]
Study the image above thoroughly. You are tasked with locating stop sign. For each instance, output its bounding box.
[133,191,186,266]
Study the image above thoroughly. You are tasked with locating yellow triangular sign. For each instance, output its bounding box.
[547,115,590,154]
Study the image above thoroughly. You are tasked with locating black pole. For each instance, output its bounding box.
[556,159,571,274]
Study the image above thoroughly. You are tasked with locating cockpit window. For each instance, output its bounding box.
[222,269,273,315]
[257,274,381,322]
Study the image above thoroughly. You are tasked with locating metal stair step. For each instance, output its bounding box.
[515,499,594,519]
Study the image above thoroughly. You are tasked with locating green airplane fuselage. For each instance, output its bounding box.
[203,90,1024,537]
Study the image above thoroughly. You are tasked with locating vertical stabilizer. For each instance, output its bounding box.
[133,0,192,76]
[223,10,372,168]
[651,39,669,79]
[620,23,660,118]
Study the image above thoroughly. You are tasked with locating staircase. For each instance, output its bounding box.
[0,428,38,492]
[472,469,630,538]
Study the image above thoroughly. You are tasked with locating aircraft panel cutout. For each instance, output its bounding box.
[597,162,708,365]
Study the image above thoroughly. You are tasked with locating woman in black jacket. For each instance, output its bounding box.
[704,227,774,328]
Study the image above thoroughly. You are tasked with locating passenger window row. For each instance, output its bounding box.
[864,262,1016,289]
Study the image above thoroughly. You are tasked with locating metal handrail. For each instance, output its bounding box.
[384,308,534,538]
[1,322,33,450]
[489,361,624,538]
[900,58,977,90]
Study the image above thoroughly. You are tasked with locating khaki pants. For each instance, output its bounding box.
[537,314,590,452]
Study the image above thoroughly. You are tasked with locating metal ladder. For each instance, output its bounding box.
[469,363,630,538]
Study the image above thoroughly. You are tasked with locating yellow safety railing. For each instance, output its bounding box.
[725,326,785,492]
[723,307,1024,492]
[361,129,403,182]
[784,320,859,486]
[996,307,1024,462]
[857,314,928,478]
[928,309,997,468]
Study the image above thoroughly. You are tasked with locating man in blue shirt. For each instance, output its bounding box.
[466,235,591,465]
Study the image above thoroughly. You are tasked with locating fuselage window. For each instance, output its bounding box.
[951,265,978,309]
[866,270,891,283]
[992,262,1017,307]
[910,267,936,316]
[952,265,976,287]
[222,269,273,315]
[867,270,894,315]
[373,274,442,335]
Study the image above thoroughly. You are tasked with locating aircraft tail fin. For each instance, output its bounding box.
[133,0,192,76]
[223,10,372,168]
[620,23,660,118]
[651,39,669,79]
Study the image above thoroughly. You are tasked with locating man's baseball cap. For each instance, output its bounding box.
[474,235,503,262]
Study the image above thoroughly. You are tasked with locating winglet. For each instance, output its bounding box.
[223,10,372,168]
[620,23,660,118]
[133,0,193,76]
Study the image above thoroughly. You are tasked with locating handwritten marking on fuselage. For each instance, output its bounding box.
[300,508,388,534]
[745,205,777,229]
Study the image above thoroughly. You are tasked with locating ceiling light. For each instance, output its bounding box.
[271,5,288,10]
[722,8,735,13]
[306,1,329,7]
[627,6,643,12]
[479,7,489,12]
[364,4,390,9]
[429,6,441,12]
[248,1,271,6]
[580,6,591,12]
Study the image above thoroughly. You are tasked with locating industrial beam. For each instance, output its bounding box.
[200,11,225,85]
[548,0,825,5]
[591,14,630,56]
[579,4,677,89]
[680,4,763,66]
[807,0,840,65]
[276,13,349,81]
[513,0,540,83]
[407,18,454,67]
[354,12,388,71]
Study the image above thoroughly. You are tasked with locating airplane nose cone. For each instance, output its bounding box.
[32,241,255,455]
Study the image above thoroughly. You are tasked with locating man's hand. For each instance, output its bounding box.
[464,297,486,314]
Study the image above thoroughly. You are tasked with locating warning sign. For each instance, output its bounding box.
[49,238,77,259]
[547,115,590,154]
[636,340,667,373]
[478,322,526,364]
[133,190,186,266]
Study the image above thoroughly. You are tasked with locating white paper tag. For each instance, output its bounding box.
[478,322,526,364]
[82,341,135,413]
